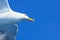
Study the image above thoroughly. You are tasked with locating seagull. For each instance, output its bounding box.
[0,0,34,40]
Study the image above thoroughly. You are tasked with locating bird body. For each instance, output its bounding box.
[0,11,23,25]
[0,11,18,40]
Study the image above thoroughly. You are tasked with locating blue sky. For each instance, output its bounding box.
[9,0,60,40]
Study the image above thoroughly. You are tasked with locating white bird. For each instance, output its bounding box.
[0,0,34,40]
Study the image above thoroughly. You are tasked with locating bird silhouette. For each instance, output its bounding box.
[0,0,34,40]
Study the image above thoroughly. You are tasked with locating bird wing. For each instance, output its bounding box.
[0,24,18,40]
[0,0,11,13]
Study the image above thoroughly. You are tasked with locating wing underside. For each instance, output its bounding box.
[0,24,18,40]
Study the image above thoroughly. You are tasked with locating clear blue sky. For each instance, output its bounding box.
[9,0,60,40]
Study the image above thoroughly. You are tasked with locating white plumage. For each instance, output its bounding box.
[0,0,34,40]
